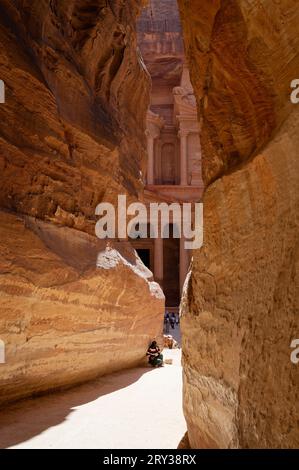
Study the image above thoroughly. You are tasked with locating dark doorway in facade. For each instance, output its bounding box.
[163,224,180,307]
[137,248,151,270]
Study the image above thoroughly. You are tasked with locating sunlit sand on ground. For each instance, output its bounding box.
[0,348,186,449]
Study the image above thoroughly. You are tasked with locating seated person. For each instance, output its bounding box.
[146,341,163,367]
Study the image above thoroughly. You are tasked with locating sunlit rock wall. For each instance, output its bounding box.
[0,0,164,405]
[179,0,299,448]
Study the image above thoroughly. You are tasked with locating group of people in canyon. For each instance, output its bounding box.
[146,311,180,367]
[164,311,179,333]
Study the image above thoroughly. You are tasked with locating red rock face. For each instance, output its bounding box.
[179,0,298,186]
[0,0,150,230]
[179,0,299,448]
[0,1,164,405]
[0,211,164,405]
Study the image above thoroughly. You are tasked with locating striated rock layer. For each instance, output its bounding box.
[0,0,151,224]
[179,0,299,448]
[0,211,163,406]
[0,1,164,404]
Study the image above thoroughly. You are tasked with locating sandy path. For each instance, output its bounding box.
[0,349,186,449]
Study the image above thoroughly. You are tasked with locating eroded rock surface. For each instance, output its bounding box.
[0,0,150,227]
[0,211,163,405]
[0,1,164,404]
[179,0,299,448]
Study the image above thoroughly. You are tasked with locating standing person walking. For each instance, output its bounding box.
[170,312,176,329]
[164,311,170,334]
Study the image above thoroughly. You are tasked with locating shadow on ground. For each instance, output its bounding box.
[0,366,154,449]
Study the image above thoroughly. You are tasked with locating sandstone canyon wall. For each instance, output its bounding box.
[179,0,299,448]
[0,0,164,405]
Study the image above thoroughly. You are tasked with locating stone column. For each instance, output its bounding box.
[146,132,154,185]
[154,236,164,286]
[146,111,164,185]
[179,130,188,186]
[180,236,190,293]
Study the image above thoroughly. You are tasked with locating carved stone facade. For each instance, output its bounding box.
[136,0,204,309]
